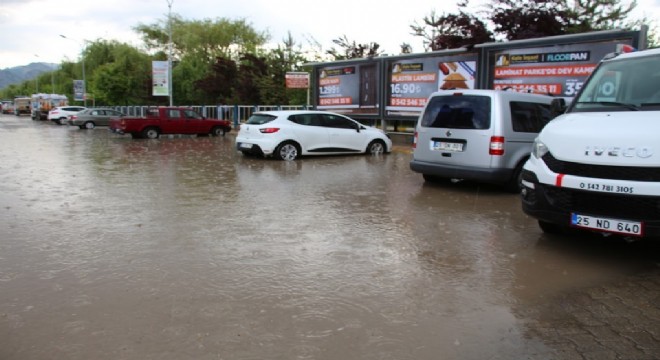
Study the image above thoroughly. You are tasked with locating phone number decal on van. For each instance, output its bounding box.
[578,181,634,194]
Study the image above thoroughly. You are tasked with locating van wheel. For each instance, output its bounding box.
[538,220,566,234]
[422,174,447,183]
[506,163,525,193]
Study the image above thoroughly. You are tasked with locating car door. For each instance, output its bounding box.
[288,113,330,153]
[161,109,184,134]
[321,114,365,152]
[182,109,206,133]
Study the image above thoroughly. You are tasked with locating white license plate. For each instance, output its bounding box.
[239,142,253,149]
[570,213,643,236]
[431,141,463,152]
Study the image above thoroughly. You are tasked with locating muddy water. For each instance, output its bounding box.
[0,115,658,360]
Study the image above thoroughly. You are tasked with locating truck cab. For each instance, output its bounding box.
[521,48,660,238]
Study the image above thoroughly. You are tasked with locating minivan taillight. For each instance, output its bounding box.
[489,136,505,155]
[412,131,418,149]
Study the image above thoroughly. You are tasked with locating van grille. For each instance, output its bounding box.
[542,185,660,219]
[542,153,660,182]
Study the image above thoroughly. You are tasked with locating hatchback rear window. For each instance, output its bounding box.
[246,114,277,125]
[421,95,491,129]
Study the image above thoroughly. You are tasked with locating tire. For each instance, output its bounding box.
[366,140,386,154]
[142,127,160,139]
[84,121,95,129]
[210,126,225,137]
[275,141,299,161]
[58,117,67,125]
[505,162,525,193]
[538,220,566,235]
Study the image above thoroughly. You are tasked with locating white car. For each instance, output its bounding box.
[47,106,87,125]
[236,110,392,160]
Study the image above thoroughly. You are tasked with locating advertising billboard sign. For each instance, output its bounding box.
[385,53,478,117]
[489,39,635,97]
[285,72,310,89]
[316,62,379,116]
[152,61,169,97]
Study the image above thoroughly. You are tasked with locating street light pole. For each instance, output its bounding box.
[167,0,174,106]
[59,34,87,107]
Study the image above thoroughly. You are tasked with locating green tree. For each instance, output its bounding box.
[326,35,383,60]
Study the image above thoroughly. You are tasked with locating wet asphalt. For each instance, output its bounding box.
[0,114,658,360]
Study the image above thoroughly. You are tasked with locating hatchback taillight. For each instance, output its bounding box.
[259,128,280,133]
[489,136,505,155]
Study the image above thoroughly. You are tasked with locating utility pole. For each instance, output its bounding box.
[59,34,87,107]
[167,0,174,106]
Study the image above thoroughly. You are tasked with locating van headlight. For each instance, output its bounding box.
[532,138,549,159]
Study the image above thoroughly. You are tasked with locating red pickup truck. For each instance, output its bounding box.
[109,107,232,139]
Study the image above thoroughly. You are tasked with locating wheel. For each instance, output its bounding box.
[366,140,386,154]
[58,117,67,125]
[275,142,299,161]
[538,220,566,235]
[210,126,225,137]
[142,127,160,139]
[84,121,95,129]
[505,162,525,193]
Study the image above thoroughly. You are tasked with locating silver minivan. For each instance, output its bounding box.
[410,89,555,191]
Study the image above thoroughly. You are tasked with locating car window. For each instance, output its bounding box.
[510,101,553,133]
[421,95,491,129]
[246,114,277,125]
[289,114,322,126]
[167,109,181,119]
[183,110,202,119]
[91,110,100,115]
[321,114,357,129]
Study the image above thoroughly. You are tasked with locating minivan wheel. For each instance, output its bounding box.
[506,163,525,193]
[275,142,299,161]
[538,220,566,234]
[366,140,385,154]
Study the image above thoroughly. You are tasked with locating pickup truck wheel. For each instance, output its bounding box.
[142,127,160,139]
[210,126,225,137]
[84,121,95,129]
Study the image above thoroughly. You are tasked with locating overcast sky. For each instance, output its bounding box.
[0,0,658,69]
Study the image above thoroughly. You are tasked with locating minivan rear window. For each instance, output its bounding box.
[421,95,491,129]
[246,114,277,125]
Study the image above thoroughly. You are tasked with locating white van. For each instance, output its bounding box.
[521,48,660,238]
[410,89,556,191]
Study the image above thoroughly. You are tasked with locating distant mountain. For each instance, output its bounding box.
[0,63,58,90]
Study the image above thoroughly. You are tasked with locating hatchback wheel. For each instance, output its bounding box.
[275,142,299,161]
[84,121,95,129]
[367,140,385,154]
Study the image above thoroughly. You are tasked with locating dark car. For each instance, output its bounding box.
[68,108,124,129]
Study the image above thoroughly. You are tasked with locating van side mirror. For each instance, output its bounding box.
[550,98,567,117]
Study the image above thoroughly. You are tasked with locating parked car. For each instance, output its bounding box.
[48,106,86,125]
[409,89,556,192]
[109,107,232,138]
[1,100,14,114]
[68,108,125,129]
[235,110,392,161]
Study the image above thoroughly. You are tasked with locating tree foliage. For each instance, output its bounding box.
[326,35,383,60]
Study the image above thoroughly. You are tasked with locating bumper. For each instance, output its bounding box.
[409,159,513,184]
[521,169,660,238]
[235,137,278,157]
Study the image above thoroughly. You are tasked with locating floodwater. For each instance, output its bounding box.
[1,114,658,360]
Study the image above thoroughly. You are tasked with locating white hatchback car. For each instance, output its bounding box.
[236,110,392,160]
[48,106,87,125]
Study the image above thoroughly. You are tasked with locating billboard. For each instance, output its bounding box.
[285,72,310,89]
[488,39,635,97]
[385,53,478,117]
[152,61,169,96]
[316,62,379,116]
[73,80,85,101]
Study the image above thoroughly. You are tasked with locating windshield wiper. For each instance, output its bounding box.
[576,101,640,111]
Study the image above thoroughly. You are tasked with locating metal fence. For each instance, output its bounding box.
[112,105,313,126]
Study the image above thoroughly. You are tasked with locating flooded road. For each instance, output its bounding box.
[1,114,658,359]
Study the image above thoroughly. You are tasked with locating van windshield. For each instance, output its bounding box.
[573,53,660,112]
[420,95,491,129]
